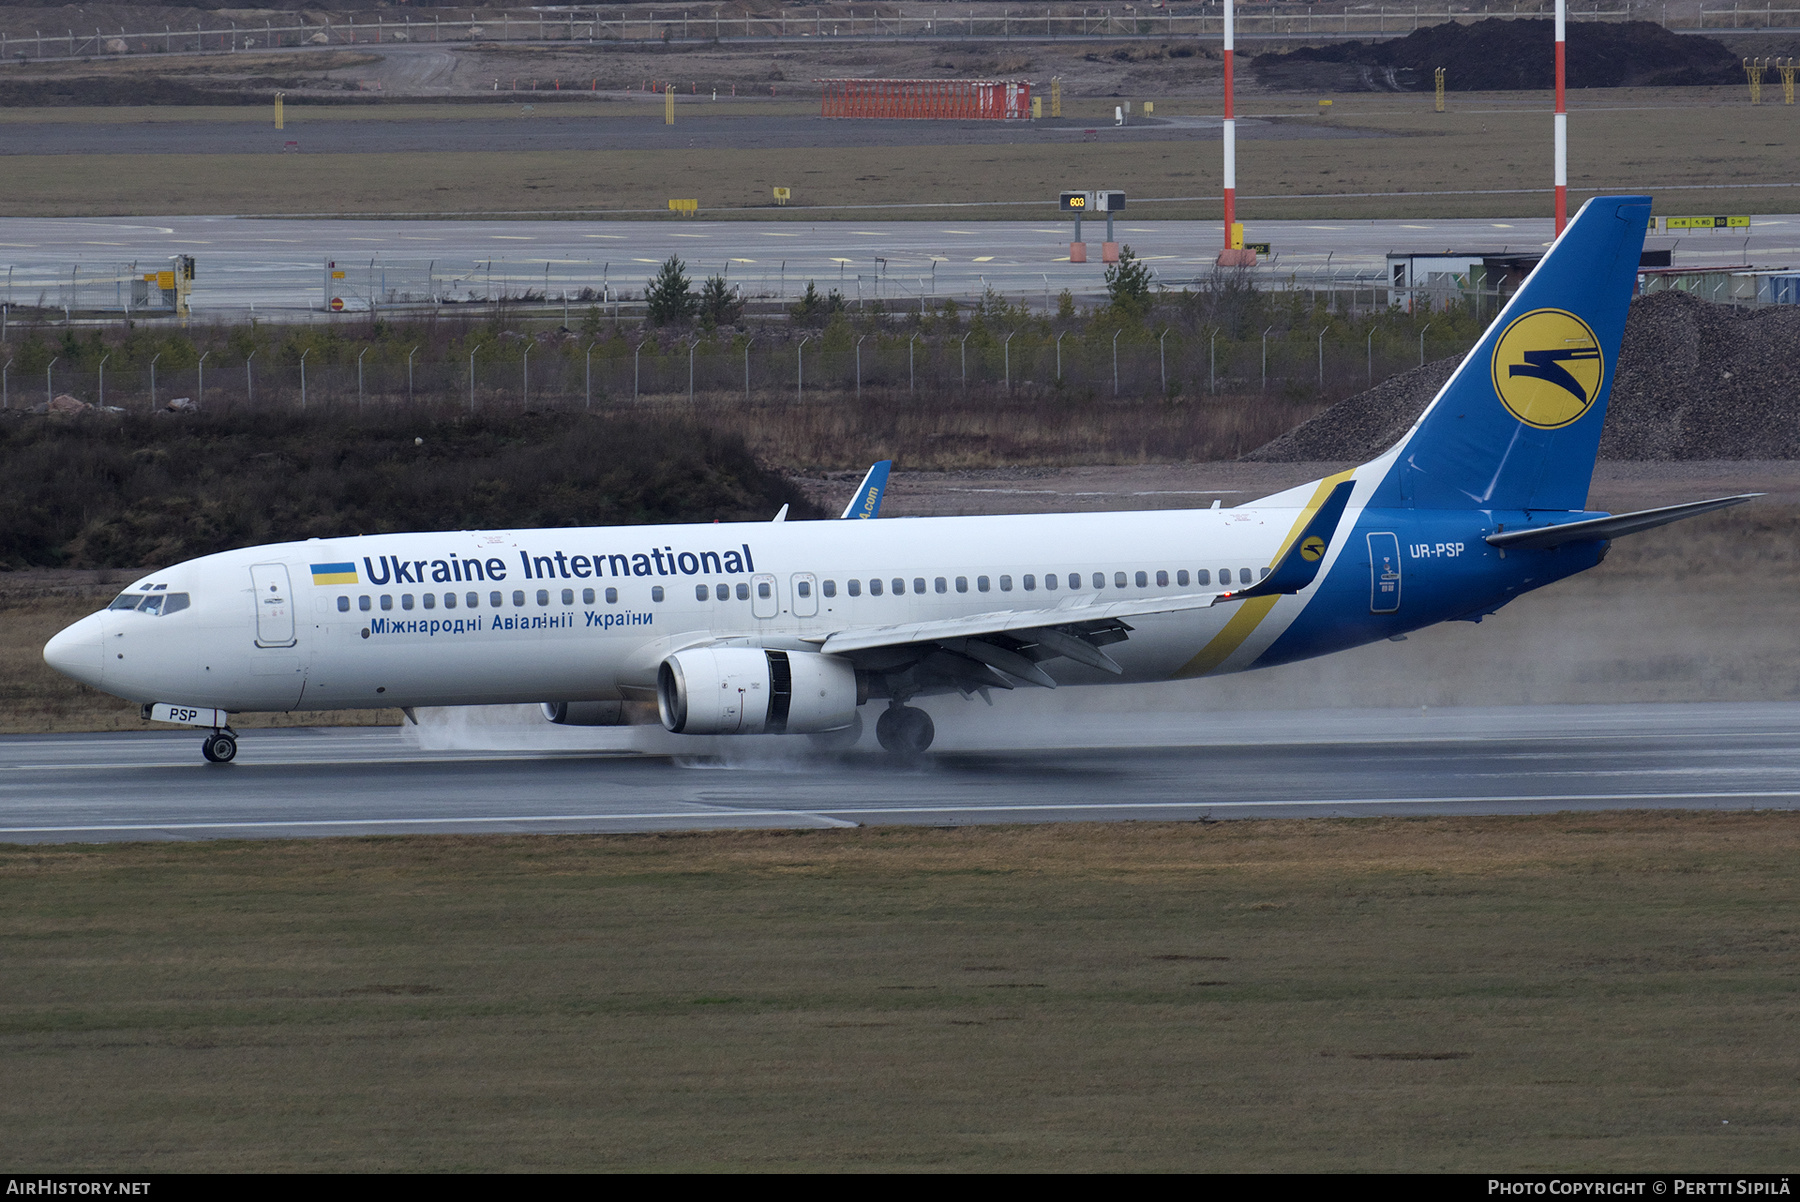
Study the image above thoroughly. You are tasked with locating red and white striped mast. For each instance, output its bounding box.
[1554,0,1567,237]
[1222,0,1237,252]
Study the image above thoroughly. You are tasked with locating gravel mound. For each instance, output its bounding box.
[1242,353,1466,463]
[1252,19,1740,92]
[1245,291,1800,462]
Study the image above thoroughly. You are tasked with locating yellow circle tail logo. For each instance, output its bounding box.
[1490,308,1605,430]
[1299,536,1327,562]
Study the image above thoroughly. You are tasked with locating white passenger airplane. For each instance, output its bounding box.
[45,196,1752,762]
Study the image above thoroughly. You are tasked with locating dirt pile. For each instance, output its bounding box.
[1245,291,1800,462]
[1252,19,1741,92]
[1243,353,1465,463]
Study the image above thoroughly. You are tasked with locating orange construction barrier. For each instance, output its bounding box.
[817,78,1032,120]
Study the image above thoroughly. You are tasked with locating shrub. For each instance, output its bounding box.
[643,256,696,327]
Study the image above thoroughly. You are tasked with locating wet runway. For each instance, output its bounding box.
[4,701,1797,843]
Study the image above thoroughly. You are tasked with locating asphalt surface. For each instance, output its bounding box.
[0,112,1379,156]
[5,701,1797,843]
[6,214,1793,314]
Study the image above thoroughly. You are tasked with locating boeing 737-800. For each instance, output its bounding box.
[44,196,1753,762]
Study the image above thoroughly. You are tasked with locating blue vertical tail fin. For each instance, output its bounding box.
[841,460,892,520]
[1366,195,1651,513]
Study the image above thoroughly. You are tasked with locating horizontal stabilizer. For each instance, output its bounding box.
[1485,494,1760,550]
[1216,480,1355,603]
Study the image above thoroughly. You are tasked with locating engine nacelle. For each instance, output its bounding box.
[541,701,636,726]
[657,647,860,735]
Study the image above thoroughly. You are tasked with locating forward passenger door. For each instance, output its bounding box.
[250,564,297,647]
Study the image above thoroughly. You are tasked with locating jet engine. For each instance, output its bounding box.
[657,647,861,735]
[541,701,641,726]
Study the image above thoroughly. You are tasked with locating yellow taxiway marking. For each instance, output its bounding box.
[730,258,756,263]
[669,233,708,238]
[582,234,627,239]
[941,229,978,235]
[972,255,995,262]
[490,235,534,240]
[631,257,661,263]
[759,231,801,237]
[830,257,855,263]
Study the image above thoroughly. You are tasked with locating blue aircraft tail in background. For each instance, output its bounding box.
[1366,195,1652,513]
[841,460,893,520]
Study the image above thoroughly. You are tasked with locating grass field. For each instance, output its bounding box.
[0,87,1791,218]
[3,813,1797,1170]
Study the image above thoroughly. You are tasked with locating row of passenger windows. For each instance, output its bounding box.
[338,587,627,613]
[810,568,1262,598]
[336,566,1269,614]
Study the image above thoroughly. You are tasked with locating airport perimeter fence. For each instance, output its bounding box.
[1,259,1540,327]
[3,2,1701,65]
[6,328,1486,415]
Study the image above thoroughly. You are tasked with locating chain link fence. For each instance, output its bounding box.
[7,325,1486,415]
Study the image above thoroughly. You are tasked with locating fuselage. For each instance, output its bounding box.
[43,484,1603,715]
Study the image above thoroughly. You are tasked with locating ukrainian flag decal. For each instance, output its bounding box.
[310,562,358,586]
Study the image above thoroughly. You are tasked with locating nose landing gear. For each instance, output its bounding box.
[201,728,238,763]
[875,704,934,757]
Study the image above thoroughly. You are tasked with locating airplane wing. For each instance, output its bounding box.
[840,460,893,520]
[1485,493,1759,550]
[801,481,1356,692]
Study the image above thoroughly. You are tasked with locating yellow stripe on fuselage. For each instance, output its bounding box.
[312,572,358,586]
[1170,468,1356,679]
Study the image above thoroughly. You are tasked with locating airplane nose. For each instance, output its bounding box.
[44,614,105,688]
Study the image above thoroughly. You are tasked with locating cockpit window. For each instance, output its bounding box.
[107,592,189,615]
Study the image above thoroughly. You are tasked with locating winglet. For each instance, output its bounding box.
[840,460,893,520]
[1216,479,1355,603]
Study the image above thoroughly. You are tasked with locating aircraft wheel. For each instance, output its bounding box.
[201,731,238,764]
[808,710,864,752]
[875,705,934,756]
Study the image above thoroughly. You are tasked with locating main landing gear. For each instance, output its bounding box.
[875,704,935,757]
[200,728,238,764]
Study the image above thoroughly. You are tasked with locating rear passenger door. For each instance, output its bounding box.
[1367,533,1401,614]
